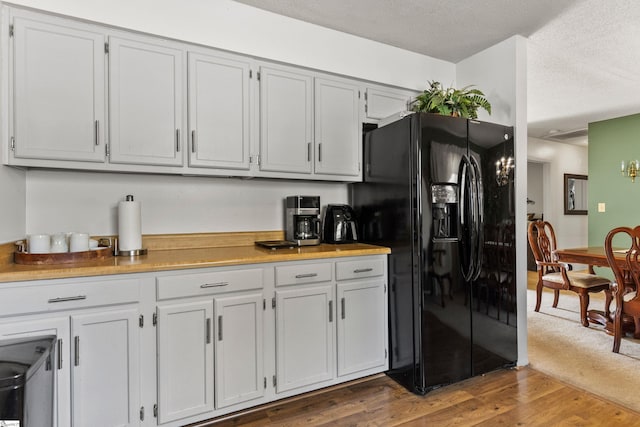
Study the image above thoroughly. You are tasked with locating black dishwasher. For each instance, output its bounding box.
[0,335,56,426]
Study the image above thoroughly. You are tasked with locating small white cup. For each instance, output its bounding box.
[69,232,90,252]
[50,233,69,253]
[28,234,51,254]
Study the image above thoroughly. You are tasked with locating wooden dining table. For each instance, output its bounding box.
[554,246,633,332]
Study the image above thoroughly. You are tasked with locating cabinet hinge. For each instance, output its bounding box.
[256,154,261,165]
[271,297,276,309]
[153,404,158,418]
[358,90,361,99]
[139,314,144,328]
[358,162,361,172]
[365,104,368,113]
[10,137,15,151]
[272,375,277,387]
[9,24,14,38]
[385,348,388,359]
[263,299,266,311]
[257,71,261,81]
[105,143,110,157]
[104,42,109,54]
[263,377,267,389]
[364,91,368,101]
[139,406,144,421]
[384,283,387,293]
[153,312,158,326]
[249,69,253,79]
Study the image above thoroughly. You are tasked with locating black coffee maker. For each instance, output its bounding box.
[285,196,321,246]
[323,204,358,244]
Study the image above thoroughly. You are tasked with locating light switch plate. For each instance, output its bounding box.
[598,203,606,212]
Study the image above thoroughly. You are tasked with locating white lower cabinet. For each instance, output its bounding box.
[275,284,335,393]
[214,293,264,408]
[70,308,140,427]
[337,279,387,376]
[156,301,214,424]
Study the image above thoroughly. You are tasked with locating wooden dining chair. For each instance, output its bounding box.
[604,226,640,353]
[528,220,610,327]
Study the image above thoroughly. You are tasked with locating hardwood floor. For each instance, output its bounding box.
[195,368,640,426]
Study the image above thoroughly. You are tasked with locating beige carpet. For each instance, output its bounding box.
[527,281,640,412]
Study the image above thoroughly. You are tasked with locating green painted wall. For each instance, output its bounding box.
[588,113,640,249]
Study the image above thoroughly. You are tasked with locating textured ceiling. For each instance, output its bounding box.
[233,0,640,145]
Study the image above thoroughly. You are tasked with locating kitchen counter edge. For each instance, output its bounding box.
[0,243,391,283]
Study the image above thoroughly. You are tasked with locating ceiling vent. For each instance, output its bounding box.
[546,128,588,141]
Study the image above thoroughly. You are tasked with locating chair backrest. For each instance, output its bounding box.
[604,226,640,300]
[528,220,558,273]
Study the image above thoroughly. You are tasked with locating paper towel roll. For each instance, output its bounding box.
[118,195,142,251]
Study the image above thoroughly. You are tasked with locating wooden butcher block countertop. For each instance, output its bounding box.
[0,231,390,283]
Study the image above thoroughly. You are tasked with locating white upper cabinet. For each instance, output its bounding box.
[365,86,416,121]
[11,12,106,162]
[259,65,313,174]
[314,77,361,177]
[187,50,251,170]
[108,34,185,166]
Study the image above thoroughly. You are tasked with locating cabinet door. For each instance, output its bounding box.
[12,14,106,162]
[365,87,413,120]
[214,293,263,408]
[156,300,214,424]
[314,78,361,177]
[259,66,313,174]
[188,51,251,170]
[0,317,70,427]
[109,35,184,166]
[337,279,387,376]
[275,284,334,393]
[70,308,139,427]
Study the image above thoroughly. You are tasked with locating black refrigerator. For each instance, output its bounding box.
[351,112,517,394]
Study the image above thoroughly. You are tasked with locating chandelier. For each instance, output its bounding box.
[495,156,514,186]
[621,160,639,182]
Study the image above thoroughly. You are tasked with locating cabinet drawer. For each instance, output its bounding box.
[275,263,332,286]
[336,258,385,281]
[157,268,263,300]
[0,278,141,317]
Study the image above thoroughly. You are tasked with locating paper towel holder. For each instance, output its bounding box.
[114,237,148,257]
[116,194,148,257]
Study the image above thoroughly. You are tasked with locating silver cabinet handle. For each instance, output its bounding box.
[48,295,87,303]
[94,120,100,146]
[57,338,63,370]
[307,142,311,162]
[200,282,229,288]
[175,129,181,152]
[341,297,345,319]
[295,273,318,279]
[329,300,333,323]
[191,130,196,153]
[218,315,223,341]
[318,143,322,162]
[74,336,80,367]
[354,268,373,274]
[206,318,211,344]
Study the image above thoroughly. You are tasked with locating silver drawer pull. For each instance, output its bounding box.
[200,282,229,288]
[295,273,318,279]
[48,295,87,303]
[354,268,373,273]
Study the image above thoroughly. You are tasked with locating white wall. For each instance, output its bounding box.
[25,171,347,235]
[528,137,589,248]
[0,166,26,242]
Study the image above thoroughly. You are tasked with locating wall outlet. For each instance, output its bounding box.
[598,203,606,213]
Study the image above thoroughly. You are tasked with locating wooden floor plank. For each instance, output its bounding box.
[201,368,639,426]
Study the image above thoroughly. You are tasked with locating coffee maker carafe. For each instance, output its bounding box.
[285,196,321,246]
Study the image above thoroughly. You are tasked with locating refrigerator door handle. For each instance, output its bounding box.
[470,154,484,280]
[459,155,474,282]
